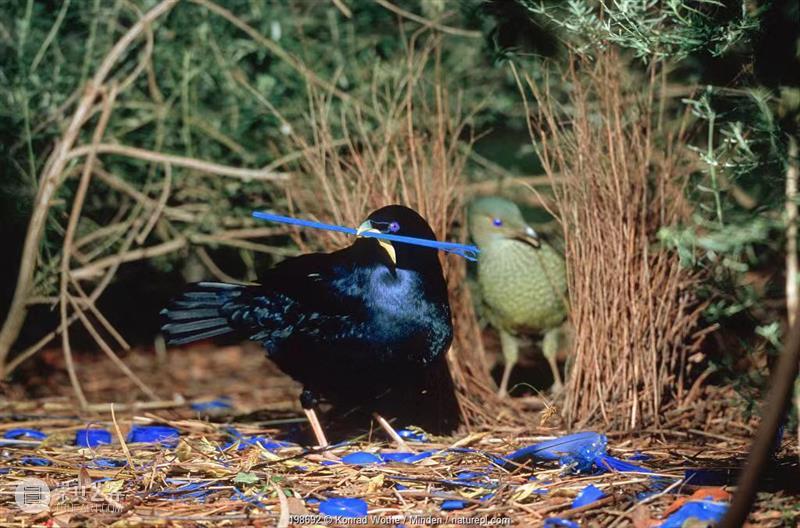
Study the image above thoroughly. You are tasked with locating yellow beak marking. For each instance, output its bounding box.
[357,222,397,265]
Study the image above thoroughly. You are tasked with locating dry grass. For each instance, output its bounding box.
[279,38,502,427]
[2,345,795,527]
[516,52,706,431]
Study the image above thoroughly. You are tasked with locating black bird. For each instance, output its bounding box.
[161,205,458,445]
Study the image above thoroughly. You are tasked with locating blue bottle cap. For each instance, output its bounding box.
[318,497,368,518]
[20,456,51,466]
[4,428,47,441]
[341,452,383,465]
[441,499,466,511]
[397,429,428,442]
[76,428,112,447]
[571,484,605,508]
[127,425,180,445]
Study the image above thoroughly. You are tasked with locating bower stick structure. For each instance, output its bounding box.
[515,53,705,431]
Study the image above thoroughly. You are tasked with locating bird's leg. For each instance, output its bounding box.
[373,413,414,452]
[497,330,519,398]
[300,389,329,448]
[542,328,563,393]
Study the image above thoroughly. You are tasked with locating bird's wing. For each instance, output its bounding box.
[161,244,371,347]
[257,246,368,311]
[224,245,377,349]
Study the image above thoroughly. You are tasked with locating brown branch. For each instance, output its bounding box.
[786,137,798,326]
[195,247,242,283]
[66,293,159,400]
[70,237,188,280]
[136,162,172,244]
[720,314,800,527]
[6,211,148,376]
[375,0,482,38]
[0,0,180,377]
[189,233,299,257]
[69,277,130,352]
[59,84,119,407]
[67,143,289,181]
[91,167,196,223]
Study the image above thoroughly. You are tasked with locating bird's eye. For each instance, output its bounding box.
[388,221,400,233]
[492,218,503,227]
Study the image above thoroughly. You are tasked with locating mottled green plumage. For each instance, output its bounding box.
[468,197,568,395]
[478,240,567,331]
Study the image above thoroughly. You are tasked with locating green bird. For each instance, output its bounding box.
[468,196,568,396]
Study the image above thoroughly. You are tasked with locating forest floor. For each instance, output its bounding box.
[1,345,798,527]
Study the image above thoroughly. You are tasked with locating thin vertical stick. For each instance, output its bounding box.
[110,403,135,469]
[786,137,797,326]
[720,314,800,527]
[786,136,799,460]
[373,413,413,452]
[59,85,118,408]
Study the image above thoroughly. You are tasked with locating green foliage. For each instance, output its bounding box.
[521,0,759,60]
[233,471,260,485]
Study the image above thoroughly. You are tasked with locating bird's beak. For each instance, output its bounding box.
[357,220,397,265]
[517,225,541,248]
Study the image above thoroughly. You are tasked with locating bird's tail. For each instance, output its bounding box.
[160,282,246,345]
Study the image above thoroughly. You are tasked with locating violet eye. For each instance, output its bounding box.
[388,221,400,233]
[492,218,503,227]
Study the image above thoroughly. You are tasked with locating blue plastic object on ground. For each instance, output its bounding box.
[441,499,466,510]
[76,428,112,447]
[504,431,652,474]
[543,518,579,528]
[397,429,428,442]
[659,500,728,528]
[190,398,232,412]
[89,458,126,469]
[455,471,486,481]
[318,497,368,518]
[572,484,605,508]
[20,456,51,466]
[342,451,383,465]
[127,425,180,445]
[222,427,294,451]
[504,432,605,471]
[224,437,293,451]
[379,452,417,463]
[381,450,436,463]
[596,453,653,474]
[157,480,214,501]
[3,428,47,441]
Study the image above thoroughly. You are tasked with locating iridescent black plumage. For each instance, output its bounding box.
[161,205,457,433]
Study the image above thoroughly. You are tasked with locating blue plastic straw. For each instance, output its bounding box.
[251,211,480,261]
